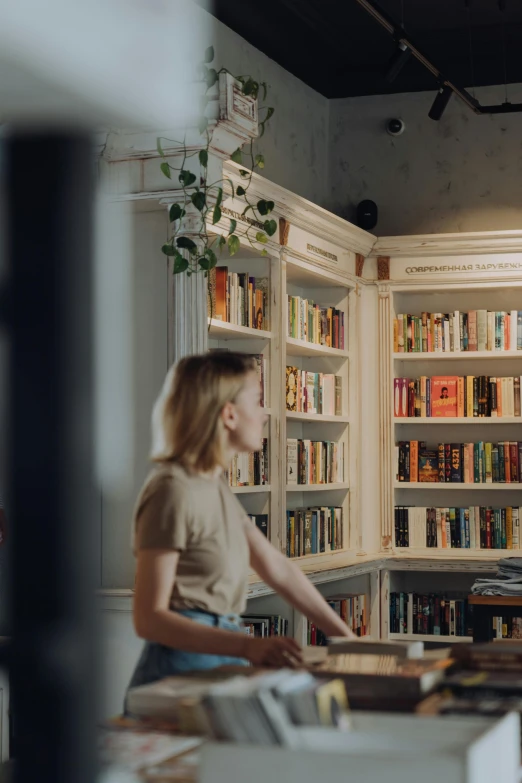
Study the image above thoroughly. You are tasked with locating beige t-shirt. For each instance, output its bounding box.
[132,463,251,615]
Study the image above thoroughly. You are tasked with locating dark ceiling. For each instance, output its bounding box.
[206,0,522,99]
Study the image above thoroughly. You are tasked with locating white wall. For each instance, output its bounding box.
[208,11,330,208]
[328,83,522,235]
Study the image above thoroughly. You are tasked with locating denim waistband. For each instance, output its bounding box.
[174,608,243,627]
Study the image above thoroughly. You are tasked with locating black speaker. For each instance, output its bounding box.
[356,200,378,231]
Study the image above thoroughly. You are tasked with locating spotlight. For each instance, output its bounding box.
[428,84,453,121]
[385,42,412,83]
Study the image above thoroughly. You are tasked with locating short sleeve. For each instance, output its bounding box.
[134,475,190,552]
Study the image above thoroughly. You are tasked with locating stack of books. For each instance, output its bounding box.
[308,594,368,645]
[390,591,472,637]
[226,439,268,487]
[394,505,521,549]
[208,267,269,330]
[394,310,522,353]
[241,613,289,638]
[286,506,343,557]
[287,438,344,485]
[396,440,522,483]
[394,375,522,418]
[287,295,345,348]
[286,367,343,415]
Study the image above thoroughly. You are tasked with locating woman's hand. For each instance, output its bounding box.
[243,635,303,668]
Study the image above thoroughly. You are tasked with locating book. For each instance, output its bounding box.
[418,448,438,482]
[431,376,458,417]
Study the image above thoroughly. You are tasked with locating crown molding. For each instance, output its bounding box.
[223,161,377,257]
[371,230,522,258]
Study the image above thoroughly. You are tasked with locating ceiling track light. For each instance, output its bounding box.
[428,84,453,121]
[384,41,412,83]
[353,0,522,116]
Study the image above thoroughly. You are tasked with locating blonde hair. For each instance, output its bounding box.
[151,351,257,472]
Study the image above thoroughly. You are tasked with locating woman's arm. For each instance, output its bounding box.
[133,548,302,666]
[245,524,357,639]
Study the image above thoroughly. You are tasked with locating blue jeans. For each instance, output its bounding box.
[125,609,248,712]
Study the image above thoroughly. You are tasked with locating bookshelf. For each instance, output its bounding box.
[207,240,278,551]
[386,280,522,559]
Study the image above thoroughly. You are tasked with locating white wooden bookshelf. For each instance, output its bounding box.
[378,251,522,643]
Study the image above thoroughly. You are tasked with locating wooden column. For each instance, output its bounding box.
[378,283,393,550]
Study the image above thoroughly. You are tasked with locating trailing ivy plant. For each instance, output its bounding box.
[157,46,276,278]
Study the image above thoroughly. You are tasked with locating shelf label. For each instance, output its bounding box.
[390,253,522,282]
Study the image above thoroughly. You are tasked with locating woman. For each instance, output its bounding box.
[127,352,355,695]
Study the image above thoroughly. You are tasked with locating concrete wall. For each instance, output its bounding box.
[328,83,522,235]
[209,11,330,208]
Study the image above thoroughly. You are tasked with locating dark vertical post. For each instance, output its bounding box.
[4,131,98,783]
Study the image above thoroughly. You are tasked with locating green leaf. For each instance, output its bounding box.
[229,219,237,235]
[236,186,246,196]
[259,122,266,138]
[199,149,209,168]
[257,199,269,215]
[242,78,257,97]
[261,249,268,256]
[198,116,208,134]
[169,203,184,223]
[191,191,206,212]
[204,248,218,268]
[228,235,240,256]
[160,162,171,179]
[254,154,265,169]
[212,205,222,225]
[265,107,275,121]
[206,68,218,88]
[179,170,197,187]
[204,45,214,63]
[176,236,197,254]
[156,138,165,157]
[230,148,243,164]
[197,255,211,270]
[255,232,268,244]
[173,253,189,274]
[239,169,249,178]
[215,187,223,208]
[217,235,227,250]
[263,219,277,237]
[161,243,176,256]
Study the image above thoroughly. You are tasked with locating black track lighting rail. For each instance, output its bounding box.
[354,0,522,116]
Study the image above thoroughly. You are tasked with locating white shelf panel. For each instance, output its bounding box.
[389,633,473,643]
[393,548,518,560]
[286,337,349,359]
[208,318,273,340]
[286,411,350,423]
[395,481,522,490]
[230,485,271,494]
[394,351,522,361]
[394,417,522,424]
[286,257,355,289]
[286,483,349,492]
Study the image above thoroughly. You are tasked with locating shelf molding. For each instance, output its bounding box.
[371,230,522,258]
[395,482,522,490]
[230,485,271,495]
[394,417,522,424]
[286,411,350,423]
[208,318,273,340]
[286,337,349,359]
[286,482,349,492]
[393,350,522,361]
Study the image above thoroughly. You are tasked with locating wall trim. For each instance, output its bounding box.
[371,230,522,258]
